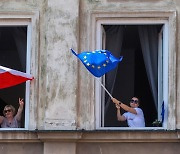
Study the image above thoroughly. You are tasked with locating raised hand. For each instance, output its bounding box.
[19,98,24,107]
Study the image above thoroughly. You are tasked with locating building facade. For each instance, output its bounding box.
[0,0,180,154]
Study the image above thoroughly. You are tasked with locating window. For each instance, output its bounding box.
[0,12,39,130]
[93,12,176,130]
[0,26,29,128]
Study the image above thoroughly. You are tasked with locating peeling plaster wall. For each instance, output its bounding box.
[0,143,43,154]
[0,0,179,131]
[44,0,79,130]
[0,0,180,153]
[0,0,79,130]
[174,0,180,129]
[76,142,180,154]
[78,0,178,130]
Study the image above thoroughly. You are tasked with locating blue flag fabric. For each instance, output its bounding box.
[71,48,123,77]
[161,101,165,123]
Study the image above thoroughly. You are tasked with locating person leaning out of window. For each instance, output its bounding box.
[0,98,24,128]
[111,97,145,127]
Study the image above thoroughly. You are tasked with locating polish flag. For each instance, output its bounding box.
[0,66,34,89]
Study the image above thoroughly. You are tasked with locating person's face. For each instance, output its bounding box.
[4,107,13,118]
[129,97,139,108]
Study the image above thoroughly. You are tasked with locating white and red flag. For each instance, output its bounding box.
[0,65,34,89]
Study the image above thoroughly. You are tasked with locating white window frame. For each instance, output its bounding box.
[0,11,39,130]
[91,11,176,130]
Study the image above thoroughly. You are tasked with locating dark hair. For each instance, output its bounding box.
[132,96,141,105]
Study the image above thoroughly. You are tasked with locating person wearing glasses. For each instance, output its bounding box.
[111,97,145,127]
[0,98,24,128]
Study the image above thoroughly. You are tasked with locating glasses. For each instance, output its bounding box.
[4,109,12,113]
[130,99,139,104]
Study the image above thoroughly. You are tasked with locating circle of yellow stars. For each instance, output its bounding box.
[83,51,109,70]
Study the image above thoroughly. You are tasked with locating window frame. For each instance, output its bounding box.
[90,11,176,130]
[0,11,39,130]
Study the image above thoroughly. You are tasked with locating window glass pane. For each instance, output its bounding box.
[0,26,27,128]
[102,25,163,127]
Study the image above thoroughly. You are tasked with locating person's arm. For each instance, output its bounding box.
[116,104,126,121]
[112,97,137,115]
[15,98,24,121]
[0,116,4,124]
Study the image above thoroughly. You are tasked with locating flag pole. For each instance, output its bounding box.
[95,78,113,99]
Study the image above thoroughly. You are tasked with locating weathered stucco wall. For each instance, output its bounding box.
[43,0,79,130]
[174,0,180,129]
[0,0,179,131]
[0,0,180,154]
[0,0,79,130]
[0,142,43,154]
[78,0,178,130]
[77,142,180,154]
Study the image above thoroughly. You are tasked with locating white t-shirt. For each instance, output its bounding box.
[123,108,145,127]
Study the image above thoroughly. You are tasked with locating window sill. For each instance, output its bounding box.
[0,130,179,143]
[96,127,166,131]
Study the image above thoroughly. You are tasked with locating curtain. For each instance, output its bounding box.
[104,25,124,115]
[12,27,27,72]
[138,25,158,111]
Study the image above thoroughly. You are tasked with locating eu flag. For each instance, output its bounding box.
[71,49,123,77]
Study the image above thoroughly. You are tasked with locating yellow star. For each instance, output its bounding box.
[86,63,90,66]
[106,60,109,63]
[103,63,106,67]
[92,65,95,68]
[84,60,87,63]
[83,56,87,59]
[97,66,101,69]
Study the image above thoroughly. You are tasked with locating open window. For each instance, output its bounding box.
[95,18,171,129]
[0,24,31,129]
